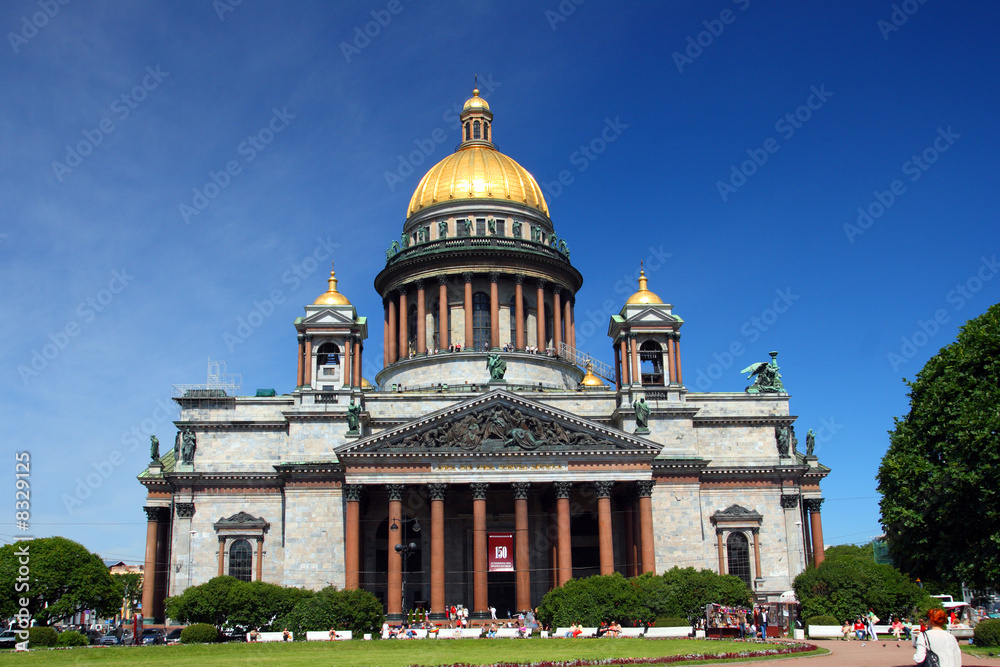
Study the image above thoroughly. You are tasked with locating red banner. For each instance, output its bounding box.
[488,532,514,572]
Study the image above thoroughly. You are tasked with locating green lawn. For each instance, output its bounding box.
[963,644,1000,659]
[0,638,826,666]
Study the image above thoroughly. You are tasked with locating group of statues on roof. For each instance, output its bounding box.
[149,430,197,465]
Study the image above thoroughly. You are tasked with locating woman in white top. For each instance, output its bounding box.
[914,608,962,667]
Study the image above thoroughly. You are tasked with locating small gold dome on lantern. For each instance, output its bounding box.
[625,269,664,305]
[313,264,352,306]
[580,362,605,388]
[463,88,490,111]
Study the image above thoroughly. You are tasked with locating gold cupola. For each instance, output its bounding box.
[626,269,664,305]
[313,263,352,306]
[406,88,549,219]
[580,361,606,388]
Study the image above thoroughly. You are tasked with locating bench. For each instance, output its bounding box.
[619,627,645,638]
[494,628,531,638]
[305,630,353,641]
[435,628,461,639]
[644,627,691,638]
[247,631,293,642]
[554,627,597,637]
[460,628,483,639]
[807,625,844,639]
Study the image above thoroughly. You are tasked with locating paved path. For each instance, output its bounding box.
[712,638,1000,666]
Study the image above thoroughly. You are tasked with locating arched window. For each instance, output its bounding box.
[640,340,664,386]
[317,342,340,367]
[509,295,517,348]
[473,120,481,139]
[472,292,490,351]
[484,122,489,141]
[229,539,253,582]
[726,533,752,588]
[408,304,418,355]
[465,122,470,141]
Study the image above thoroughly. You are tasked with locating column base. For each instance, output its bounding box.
[471,611,491,620]
[487,379,507,387]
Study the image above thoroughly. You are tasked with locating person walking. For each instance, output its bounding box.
[865,608,879,641]
[914,608,962,667]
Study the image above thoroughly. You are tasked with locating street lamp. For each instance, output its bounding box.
[390,515,421,613]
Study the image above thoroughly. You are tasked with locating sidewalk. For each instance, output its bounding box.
[714,638,1000,666]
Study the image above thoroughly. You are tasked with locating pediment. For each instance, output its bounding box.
[303,308,355,325]
[625,307,679,324]
[337,389,662,458]
[213,511,269,530]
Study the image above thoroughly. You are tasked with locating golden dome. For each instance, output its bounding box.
[580,362,606,388]
[360,377,372,389]
[626,269,663,305]
[463,88,490,111]
[407,145,549,218]
[313,264,352,306]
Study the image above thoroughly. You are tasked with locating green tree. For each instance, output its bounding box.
[878,303,1000,589]
[793,552,934,623]
[165,576,314,633]
[0,537,119,625]
[111,571,143,618]
[277,587,384,636]
[651,567,752,621]
[536,573,647,627]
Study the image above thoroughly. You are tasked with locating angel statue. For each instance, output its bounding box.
[741,351,785,394]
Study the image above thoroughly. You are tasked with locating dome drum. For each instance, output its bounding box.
[375,350,584,392]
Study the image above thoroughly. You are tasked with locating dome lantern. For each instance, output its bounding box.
[459,87,495,149]
[313,263,352,306]
[625,267,664,305]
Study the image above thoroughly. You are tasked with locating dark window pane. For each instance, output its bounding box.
[473,292,490,351]
[229,539,253,582]
[727,533,752,588]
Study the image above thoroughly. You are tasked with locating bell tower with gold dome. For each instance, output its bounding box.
[375,88,585,391]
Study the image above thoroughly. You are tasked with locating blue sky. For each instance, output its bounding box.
[1,1,998,568]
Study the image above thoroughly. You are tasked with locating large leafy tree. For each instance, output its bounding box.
[878,303,1000,589]
[166,576,312,632]
[0,537,119,625]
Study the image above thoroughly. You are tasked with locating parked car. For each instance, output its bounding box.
[165,628,183,644]
[99,630,134,646]
[0,629,20,649]
[84,628,104,645]
[141,628,166,645]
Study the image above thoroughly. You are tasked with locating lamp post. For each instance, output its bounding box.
[390,516,421,614]
[188,530,196,588]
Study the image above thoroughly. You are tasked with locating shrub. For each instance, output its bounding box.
[27,626,58,647]
[180,623,218,644]
[807,615,840,627]
[57,630,89,647]
[654,617,690,627]
[277,587,384,637]
[974,619,1000,647]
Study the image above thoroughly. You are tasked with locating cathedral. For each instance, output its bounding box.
[138,88,830,623]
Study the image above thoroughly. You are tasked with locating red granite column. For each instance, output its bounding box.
[620,337,630,385]
[564,297,573,350]
[614,344,622,391]
[716,529,726,574]
[255,537,264,582]
[387,294,397,364]
[637,481,656,574]
[569,300,576,349]
[555,482,572,585]
[630,334,640,386]
[515,275,525,350]
[667,336,677,384]
[674,334,683,385]
[398,289,408,358]
[428,484,446,617]
[438,277,449,350]
[552,287,563,353]
[217,536,225,577]
[416,280,426,355]
[463,273,474,348]
[296,335,304,388]
[154,518,170,619]
[141,507,160,623]
[595,482,614,575]
[386,485,404,617]
[807,499,826,566]
[752,528,762,584]
[631,501,642,576]
[536,279,546,350]
[343,335,353,388]
[353,338,362,388]
[489,273,499,349]
[303,335,313,387]
[345,485,361,589]
[513,483,531,612]
[472,483,489,615]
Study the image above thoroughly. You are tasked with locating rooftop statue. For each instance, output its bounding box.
[806,429,816,457]
[346,399,362,434]
[150,435,160,462]
[181,430,197,464]
[741,351,785,394]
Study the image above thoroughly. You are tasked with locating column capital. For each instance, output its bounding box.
[716,527,725,536]
[635,480,655,498]
[219,535,227,544]
[463,271,474,283]
[303,334,313,343]
[256,535,265,544]
[803,497,825,513]
[511,482,530,500]
[552,285,562,295]
[297,333,305,344]
[471,483,489,500]
[143,506,169,522]
[398,285,409,296]
[489,271,500,283]
[514,273,525,285]
[175,503,195,519]
[593,481,614,498]
[780,494,800,509]
[437,275,448,286]
[415,279,425,290]
[344,484,363,502]
[385,484,404,502]
[427,483,447,501]
[535,278,547,289]
[554,481,572,499]
[750,527,760,535]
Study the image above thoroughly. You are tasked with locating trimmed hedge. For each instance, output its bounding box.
[654,617,691,627]
[807,615,840,626]
[57,630,89,647]
[180,623,218,644]
[974,619,1000,647]
[28,626,58,647]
